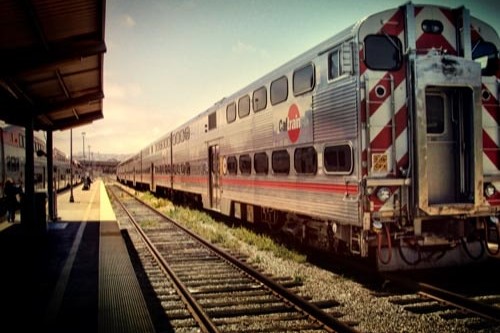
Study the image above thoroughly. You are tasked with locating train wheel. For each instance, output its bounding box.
[261,208,285,233]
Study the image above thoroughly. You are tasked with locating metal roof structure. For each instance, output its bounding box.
[0,0,106,131]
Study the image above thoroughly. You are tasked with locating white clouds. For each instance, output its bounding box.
[152,126,161,137]
[105,82,143,100]
[232,40,256,53]
[121,14,136,28]
[232,40,269,58]
[105,83,126,99]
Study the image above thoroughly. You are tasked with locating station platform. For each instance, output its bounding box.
[0,179,155,333]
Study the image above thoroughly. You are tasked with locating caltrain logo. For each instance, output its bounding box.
[278,104,301,143]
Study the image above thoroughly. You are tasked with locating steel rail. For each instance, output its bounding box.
[384,272,500,324]
[108,185,220,333]
[122,186,360,333]
[418,283,500,324]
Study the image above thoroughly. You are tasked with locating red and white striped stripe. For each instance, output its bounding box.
[414,6,457,55]
[360,8,408,181]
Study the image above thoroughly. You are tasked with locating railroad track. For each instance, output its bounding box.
[379,270,500,331]
[107,184,358,333]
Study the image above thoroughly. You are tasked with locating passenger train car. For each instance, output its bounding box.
[0,125,83,216]
[117,2,500,270]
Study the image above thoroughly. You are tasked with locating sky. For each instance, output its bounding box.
[51,0,500,160]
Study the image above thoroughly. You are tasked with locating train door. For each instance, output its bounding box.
[169,133,173,195]
[208,145,220,210]
[408,3,483,214]
[425,88,474,205]
[151,162,154,192]
[133,167,136,186]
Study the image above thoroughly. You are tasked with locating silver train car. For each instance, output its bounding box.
[117,2,500,270]
[0,125,83,216]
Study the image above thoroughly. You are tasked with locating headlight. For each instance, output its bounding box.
[372,220,383,232]
[377,187,391,202]
[484,183,496,198]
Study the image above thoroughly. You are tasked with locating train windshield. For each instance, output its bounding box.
[364,34,402,71]
[472,40,498,76]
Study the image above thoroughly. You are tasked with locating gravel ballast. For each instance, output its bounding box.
[115,184,500,333]
[230,238,499,333]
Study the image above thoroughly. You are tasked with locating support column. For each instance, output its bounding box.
[70,129,74,202]
[22,118,36,229]
[21,118,47,236]
[47,129,56,221]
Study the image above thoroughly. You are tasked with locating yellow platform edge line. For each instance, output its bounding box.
[99,181,117,222]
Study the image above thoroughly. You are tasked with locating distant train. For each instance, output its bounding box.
[0,125,83,217]
[117,2,500,270]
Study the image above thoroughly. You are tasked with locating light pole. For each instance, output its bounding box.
[88,145,91,176]
[69,129,74,202]
[82,131,86,171]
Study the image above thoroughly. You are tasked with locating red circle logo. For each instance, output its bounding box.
[288,104,301,143]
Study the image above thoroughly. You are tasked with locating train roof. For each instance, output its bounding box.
[134,18,358,155]
[1,123,70,156]
[147,4,371,138]
[1,123,46,141]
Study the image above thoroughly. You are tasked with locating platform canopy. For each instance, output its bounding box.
[0,0,106,131]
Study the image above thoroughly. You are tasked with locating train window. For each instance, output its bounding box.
[239,154,252,174]
[227,156,238,175]
[364,34,402,71]
[208,112,217,130]
[324,144,353,174]
[472,40,498,76]
[293,64,315,96]
[270,76,288,105]
[253,86,267,112]
[328,49,341,80]
[426,95,445,134]
[226,103,236,124]
[35,173,43,183]
[19,134,25,148]
[294,146,317,174]
[272,150,290,174]
[10,157,19,171]
[254,152,269,174]
[238,95,250,118]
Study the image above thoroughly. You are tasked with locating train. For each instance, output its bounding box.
[117,2,500,270]
[0,124,83,218]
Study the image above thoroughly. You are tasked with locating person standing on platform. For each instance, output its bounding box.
[4,178,19,223]
[83,172,92,190]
